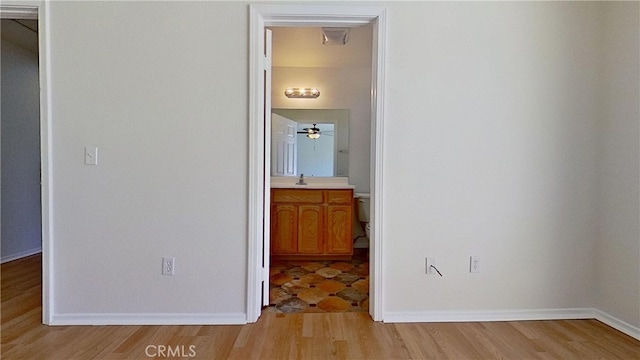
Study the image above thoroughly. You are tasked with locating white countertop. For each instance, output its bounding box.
[270,183,356,189]
[270,176,355,190]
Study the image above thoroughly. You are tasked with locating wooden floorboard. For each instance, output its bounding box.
[2,254,638,359]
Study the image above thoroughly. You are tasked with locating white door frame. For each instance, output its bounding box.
[247,4,387,322]
[1,2,53,324]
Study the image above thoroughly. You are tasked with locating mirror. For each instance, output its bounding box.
[271,109,349,177]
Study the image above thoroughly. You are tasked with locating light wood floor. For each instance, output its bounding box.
[2,254,639,359]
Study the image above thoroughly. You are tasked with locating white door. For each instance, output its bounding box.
[261,28,273,307]
[271,113,298,177]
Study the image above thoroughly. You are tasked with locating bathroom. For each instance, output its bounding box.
[270,25,374,249]
[267,25,374,313]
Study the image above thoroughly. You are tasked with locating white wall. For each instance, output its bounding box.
[594,2,640,328]
[383,1,602,312]
[36,1,638,329]
[47,1,249,320]
[1,32,42,262]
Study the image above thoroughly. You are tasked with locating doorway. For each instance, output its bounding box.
[0,4,52,324]
[248,5,387,322]
[1,18,41,263]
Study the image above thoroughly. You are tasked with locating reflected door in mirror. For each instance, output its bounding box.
[271,113,297,176]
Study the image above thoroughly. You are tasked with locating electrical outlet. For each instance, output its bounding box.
[425,257,436,274]
[162,257,175,275]
[470,256,480,273]
[84,146,98,165]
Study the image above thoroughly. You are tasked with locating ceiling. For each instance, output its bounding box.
[270,25,373,69]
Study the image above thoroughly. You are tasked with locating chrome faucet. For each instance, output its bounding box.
[296,173,307,185]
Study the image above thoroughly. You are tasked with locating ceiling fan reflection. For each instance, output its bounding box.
[296,124,334,139]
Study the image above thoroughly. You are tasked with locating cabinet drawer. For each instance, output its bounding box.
[327,190,353,204]
[272,189,324,204]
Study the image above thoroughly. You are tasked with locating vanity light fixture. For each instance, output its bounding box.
[284,88,320,99]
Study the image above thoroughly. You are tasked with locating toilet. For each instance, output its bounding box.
[354,193,371,248]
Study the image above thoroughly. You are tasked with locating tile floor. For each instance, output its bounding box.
[267,249,369,313]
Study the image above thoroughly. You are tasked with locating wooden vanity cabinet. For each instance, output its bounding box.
[271,188,353,259]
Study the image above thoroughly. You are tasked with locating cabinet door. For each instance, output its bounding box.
[297,205,323,254]
[271,204,297,254]
[326,205,353,254]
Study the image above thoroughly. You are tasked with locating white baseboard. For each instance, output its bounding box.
[1,247,42,264]
[46,309,640,340]
[384,308,639,340]
[593,309,640,340]
[384,308,594,323]
[50,313,247,326]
